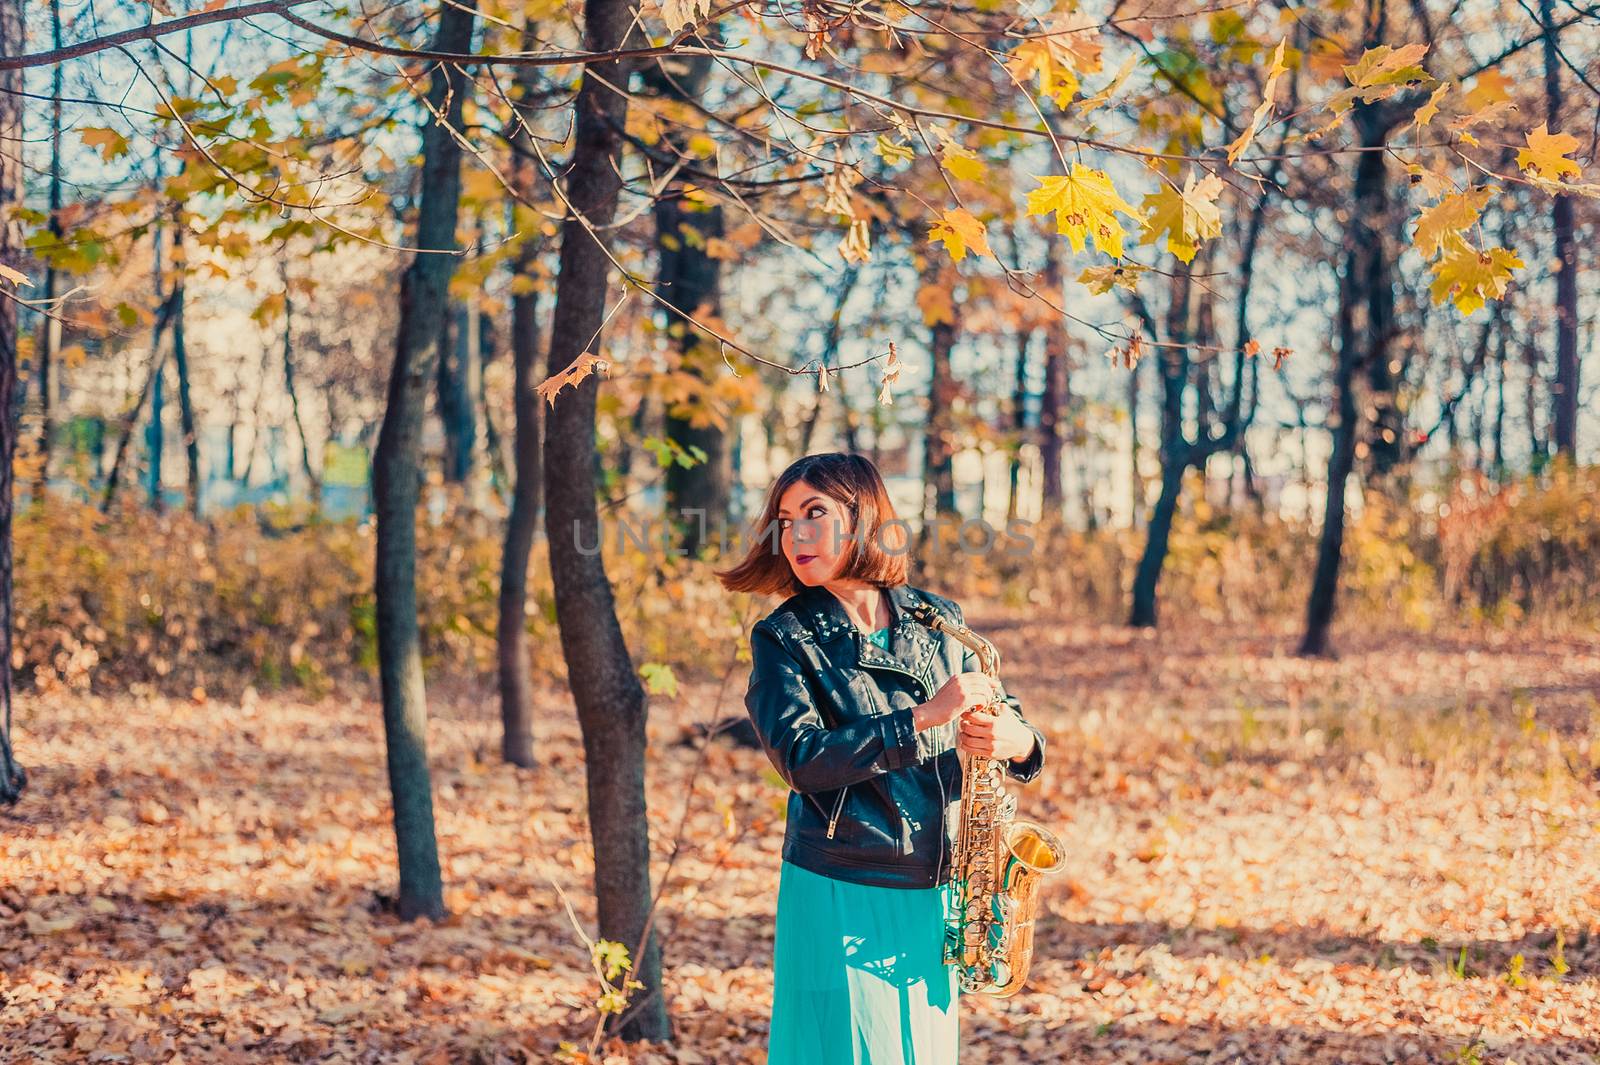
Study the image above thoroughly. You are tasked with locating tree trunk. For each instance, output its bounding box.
[171,276,202,517]
[1128,268,1193,628]
[1127,350,1141,528]
[1128,460,1183,628]
[1039,249,1067,517]
[541,0,670,1040]
[146,324,165,511]
[281,260,321,507]
[1301,106,1395,657]
[649,50,729,554]
[370,0,477,922]
[1541,0,1579,461]
[34,0,62,506]
[103,293,177,511]
[0,0,23,803]
[497,27,543,770]
[478,308,509,500]
[1006,329,1029,522]
[439,298,477,484]
[925,316,957,518]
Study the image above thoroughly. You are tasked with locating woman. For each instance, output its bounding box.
[716,452,1046,1065]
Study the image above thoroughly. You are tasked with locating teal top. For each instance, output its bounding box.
[865,626,891,651]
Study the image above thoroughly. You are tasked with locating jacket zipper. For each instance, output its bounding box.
[827,786,847,839]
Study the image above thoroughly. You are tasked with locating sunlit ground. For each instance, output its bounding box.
[4,612,1599,1063]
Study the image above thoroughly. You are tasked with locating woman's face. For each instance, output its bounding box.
[775,480,854,585]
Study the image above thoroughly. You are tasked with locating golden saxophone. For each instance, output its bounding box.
[909,601,1065,997]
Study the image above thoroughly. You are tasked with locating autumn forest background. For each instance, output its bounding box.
[2,0,1599,1061]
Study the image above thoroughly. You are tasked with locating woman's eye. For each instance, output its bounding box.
[778,518,793,530]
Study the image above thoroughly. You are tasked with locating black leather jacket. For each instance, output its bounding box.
[743,581,1046,889]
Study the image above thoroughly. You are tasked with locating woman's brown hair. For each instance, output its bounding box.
[715,452,909,597]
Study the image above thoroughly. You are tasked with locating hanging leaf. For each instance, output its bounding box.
[1225,38,1288,164]
[877,344,905,406]
[928,208,992,262]
[80,128,131,162]
[1516,123,1582,184]
[1005,11,1103,108]
[658,0,712,32]
[1141,169,1222,263]
[1411,82,1450,131]
[1079,263,1146,294]
[839,217,871,264]
[1411,185,1492,260]
[535,352,611,406]
[1026,164,1141,259]
[1325,43,1431,116]
[1427,234,1522,316]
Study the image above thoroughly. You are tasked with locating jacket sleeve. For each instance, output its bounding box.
[744,621,923,794]
[953,601,1046,785]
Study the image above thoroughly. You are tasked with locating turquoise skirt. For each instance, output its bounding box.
[768,860,960,1064]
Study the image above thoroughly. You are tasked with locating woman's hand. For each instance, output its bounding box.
[957,704,1037,763]
[912,671,1002,733]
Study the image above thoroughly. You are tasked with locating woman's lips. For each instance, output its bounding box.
[794,554,818,565]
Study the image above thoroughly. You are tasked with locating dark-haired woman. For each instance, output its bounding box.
[716,452,1046,1065]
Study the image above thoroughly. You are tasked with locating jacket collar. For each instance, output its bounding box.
[793,582,940,680]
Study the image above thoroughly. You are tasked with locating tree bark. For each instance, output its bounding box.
[146,320,166,511]
[370,0,477,921]
[1301,105,1396,657]
[1128,267,1194,628]
[925,315,957,518]
[171,275,202,517]
[497,23,543,769]
[648,49,729,553]
[33,0,62,506]
[1006,329,1029,522]
[438,298,477,484]
[1540,0,1579,460]
[0,0,24,803]
[282,262,321,507]
[1039,248,1067,517]
[541,0,670,1040]
[102,293,177,511]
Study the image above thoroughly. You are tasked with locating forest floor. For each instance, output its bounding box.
[4,610,1600,1064]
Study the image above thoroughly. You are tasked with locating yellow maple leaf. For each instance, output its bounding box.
[928,208,992,262]
[1411,82,1450,131]
[1005,12,1101,108]
[1079,263,1145,294]
[1026,164,1141,259]
[1225,38,1288,164]
[80,127,130,162]
[1326,42,1431,115]
[1140,169,1222,264]
[1411,185,1491,260]
[1516,122,1582,183]
[1428,233,1522,316]
[940,142,986,183]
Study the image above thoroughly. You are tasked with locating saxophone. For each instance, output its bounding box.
[909,601,1066,997]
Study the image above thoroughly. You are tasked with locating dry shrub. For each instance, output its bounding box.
[14,467,1593,694]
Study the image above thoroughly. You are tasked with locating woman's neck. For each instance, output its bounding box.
[822,581,890,634]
